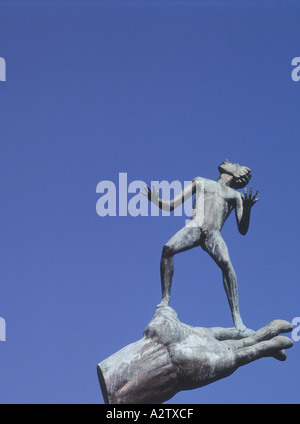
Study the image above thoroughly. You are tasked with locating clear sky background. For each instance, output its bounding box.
[0,0,299,404]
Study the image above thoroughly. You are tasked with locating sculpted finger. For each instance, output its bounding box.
[235,336,293,366]
[252,190,258,200]
[209,327,241,341]
[230,320,292,350]
[249,186,252,198]
[143,186,150,199]
[272,349,288,362]
[255,319,293,337]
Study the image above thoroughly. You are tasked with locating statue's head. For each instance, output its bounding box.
[218,159,252,189]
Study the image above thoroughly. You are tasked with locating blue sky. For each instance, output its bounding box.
[0,0,299,404]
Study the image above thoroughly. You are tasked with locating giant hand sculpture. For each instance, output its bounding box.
[98,161,293,403]
[97,306,293,404]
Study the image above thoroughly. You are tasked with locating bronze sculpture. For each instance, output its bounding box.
[144,160,258,333]
[97,160,293,404]
[98,307,292,404]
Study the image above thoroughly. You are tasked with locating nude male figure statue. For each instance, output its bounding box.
[143,160,259,333]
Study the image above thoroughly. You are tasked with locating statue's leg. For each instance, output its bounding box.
[160,225,201,306]
[202,231,246,332]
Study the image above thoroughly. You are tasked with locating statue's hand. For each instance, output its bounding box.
[99,307,293,404]
[242,186,259,209]
[170,318,293,391]
[145,307,293,394]
[142,185,160,205]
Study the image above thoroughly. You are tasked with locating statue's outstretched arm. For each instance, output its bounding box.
[235,187,259,235]
[142,179,197,212]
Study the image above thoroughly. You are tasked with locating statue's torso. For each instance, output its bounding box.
[190,178,238,231]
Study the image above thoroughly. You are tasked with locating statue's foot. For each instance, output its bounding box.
[234,318,254,337]
[238,327,255,338]
[157,298,170,308]
[236,323,247,332]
